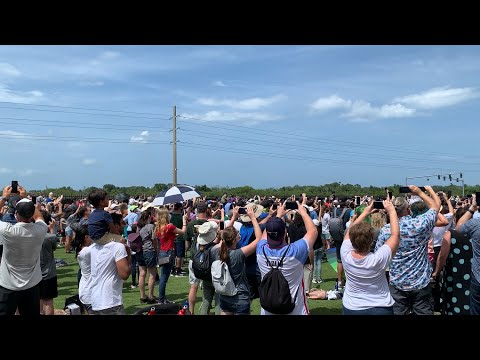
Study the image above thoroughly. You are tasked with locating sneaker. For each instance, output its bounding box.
[147,297,158,304]
[312,279,318,284]
[175,269,187,277]
[317,278,323,284]
[334,281,343,292]
[140,297,149,304]
[130,284,137,289]
[160,299,175,304]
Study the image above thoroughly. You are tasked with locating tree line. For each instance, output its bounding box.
[31,182,476,200]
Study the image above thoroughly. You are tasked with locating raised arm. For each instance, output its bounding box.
[457,194,477,230]
[241,207,263,257]
[296,200,318,249]
[416,185,440,212]
[383,199,400,256]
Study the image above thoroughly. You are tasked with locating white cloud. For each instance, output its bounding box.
[181,111,282,124]
[213,80,227,87]
[99,51,120,60]
[22,169,34,176]
[79,80,104,87]
[82,158,96,165]
[310,95,351,112]
[394,86,478,109]
[0,62,21,77]
[0,84,45,104]
[344,101,415,121]
[0,130,30,140]
[131,130,150,143]
[196,94,287,110]
[0,167,12,174]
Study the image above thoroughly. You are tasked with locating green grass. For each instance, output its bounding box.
[54,250,342,315]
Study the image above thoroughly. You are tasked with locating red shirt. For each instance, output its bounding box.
[156,223,177,251]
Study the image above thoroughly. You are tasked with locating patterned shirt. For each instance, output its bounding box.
[375,208,437,291]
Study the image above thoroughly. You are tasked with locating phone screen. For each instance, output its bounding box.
[476,192,480,202]
[285,201,298,210]
[220,221,225,230]
[388,191,393,199]
[11,180,18,193]
[373,201,384,210]
[31,196,37,204]
[238,207,247,215]
[399,186,425,193]
[355,196,360,206]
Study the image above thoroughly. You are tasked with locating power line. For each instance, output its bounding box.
[178,140,455,172]
[178,127,480,167]
[0,106,171,121]
[0,133,171,145]
[176,114,465,159]
[0,116,171,132]
[0,100,172,117]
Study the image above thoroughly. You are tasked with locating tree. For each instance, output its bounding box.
[103,184,116,193]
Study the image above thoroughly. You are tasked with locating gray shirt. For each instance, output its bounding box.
[139,224,155,252]
[211,246,250,301]
[457,218,480,283]
[0,220,48,290]
[40,233,57,280]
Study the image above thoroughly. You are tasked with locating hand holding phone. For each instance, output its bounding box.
[285,201,298,210]
[11,180,18,194]
[31,196,37,204]
[238,207,247,215]
[373,201,385,210]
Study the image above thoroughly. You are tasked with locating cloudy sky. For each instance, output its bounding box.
[0,45,478,191]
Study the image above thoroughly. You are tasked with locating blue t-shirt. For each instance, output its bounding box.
[88,209,113,240]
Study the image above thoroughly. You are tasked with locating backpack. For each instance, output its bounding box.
[211,259,238,296]
[192,243,214,281]
[258,244,298,314]
[128,232,143,253]
[328,207,348,241]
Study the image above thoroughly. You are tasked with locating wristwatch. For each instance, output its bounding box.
[468,209,475,215]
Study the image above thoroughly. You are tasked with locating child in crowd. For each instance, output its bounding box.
[87,189,123,244]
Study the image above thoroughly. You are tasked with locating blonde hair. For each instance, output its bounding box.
[154,208,170,237]
[371,212,386,228]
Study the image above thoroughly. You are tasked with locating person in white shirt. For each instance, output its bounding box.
[0,185,48,315]
[71,223,94,314]
[340,198,400,315]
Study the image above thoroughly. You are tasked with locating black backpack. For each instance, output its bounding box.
[259,244,297,314]
[192,243,214,281]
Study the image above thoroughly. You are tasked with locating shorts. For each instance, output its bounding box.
[334,240,342,263]
[321,232,331,240]
[219,296,250,315]
[137,250,158,268]
[39,276,58,300]
[65,226,73,237]
[188,260,201,285]
[175,240,185,258]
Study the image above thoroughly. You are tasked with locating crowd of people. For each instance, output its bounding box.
[0,183,478,315]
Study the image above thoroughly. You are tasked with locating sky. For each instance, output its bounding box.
[0,45,479,191]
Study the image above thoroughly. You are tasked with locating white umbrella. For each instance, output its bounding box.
[151,185,201,206]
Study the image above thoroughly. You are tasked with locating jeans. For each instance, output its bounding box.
[470,274,480,315]
[314,249,323,280]
[131,253,138,286]
[342,305,394,315]
[158,249,174,301]
[389,284,433,315]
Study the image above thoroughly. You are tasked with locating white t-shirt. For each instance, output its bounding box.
[89,241,128,311]
[257,238,310,315]
[0,220,48,290]
[432,213,454,247]
[224,220,242,232]
[341,239,394,311]
[78,244,93,305]
[321,213,330,233]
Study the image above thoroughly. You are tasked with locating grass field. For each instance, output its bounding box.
[54,249,343,315]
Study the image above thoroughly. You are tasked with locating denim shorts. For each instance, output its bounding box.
[65,226,73,237]
[137,250,157,268]
[219,296,250,315]
[175,240,186,258]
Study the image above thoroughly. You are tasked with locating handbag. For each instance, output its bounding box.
[157,250,171,267]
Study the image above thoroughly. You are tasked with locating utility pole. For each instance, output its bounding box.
[172,105,177,186]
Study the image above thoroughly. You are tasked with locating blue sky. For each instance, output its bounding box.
[0,45,479,191]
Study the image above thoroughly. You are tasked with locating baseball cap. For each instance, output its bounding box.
[265,217,286,247]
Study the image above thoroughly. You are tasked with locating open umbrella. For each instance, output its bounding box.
[114,193,130,203]
[152,185,201,206]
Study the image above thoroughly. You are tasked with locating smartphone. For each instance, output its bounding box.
[399,186,426,193]
[373,201,384,210]
[31,196,37,204]
[220,221,225,230]
[447,190,452,198]
[238,207,247,214]
[271,203,278,210]
[355,196,360,206]
[11,180,18,193]
[285,201,298,210]
[388,191,393,199]
[476,192,480,202]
